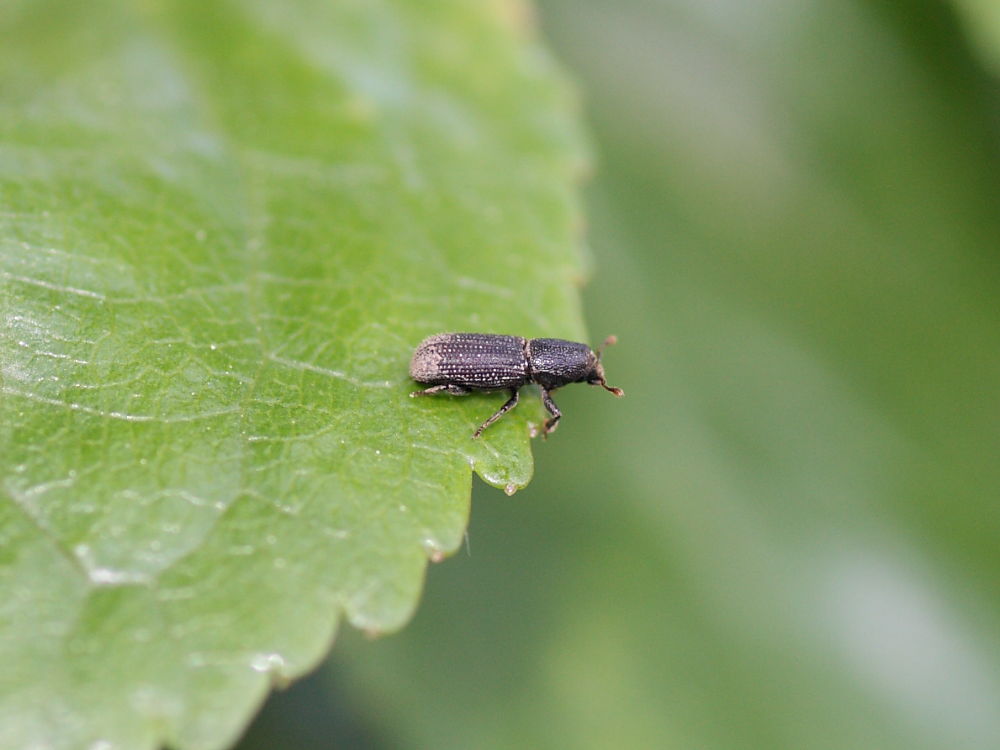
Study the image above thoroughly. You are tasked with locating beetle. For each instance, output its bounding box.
[409,333,623,438]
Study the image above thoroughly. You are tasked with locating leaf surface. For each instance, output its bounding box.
[0,1,587,747]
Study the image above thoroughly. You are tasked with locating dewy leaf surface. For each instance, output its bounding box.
[0,1,587,748]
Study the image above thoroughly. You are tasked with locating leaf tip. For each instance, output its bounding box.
[423,538,447,563]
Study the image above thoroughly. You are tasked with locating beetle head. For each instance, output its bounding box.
[588,335,624,396]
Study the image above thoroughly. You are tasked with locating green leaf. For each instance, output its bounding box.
[0,1,587,748]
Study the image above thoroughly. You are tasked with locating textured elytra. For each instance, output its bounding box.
[0,1,589,748]
[410,333,528,389]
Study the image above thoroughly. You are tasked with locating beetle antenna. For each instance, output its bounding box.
[593,336,624,397]
[596,334,618,361]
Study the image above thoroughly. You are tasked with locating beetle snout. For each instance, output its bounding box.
[590,362,624,397]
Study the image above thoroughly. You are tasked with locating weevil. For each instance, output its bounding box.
[409,333,623,438]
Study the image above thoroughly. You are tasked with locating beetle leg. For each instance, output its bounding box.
[410,384,471,397]
[540,388,562,437]
[472,388,520,439]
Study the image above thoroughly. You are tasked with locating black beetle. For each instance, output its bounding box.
[409,333,623,438]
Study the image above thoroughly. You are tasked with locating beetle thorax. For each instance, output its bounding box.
[527,338,596,389]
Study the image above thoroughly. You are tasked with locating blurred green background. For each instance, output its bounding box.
[238,0,1000,748]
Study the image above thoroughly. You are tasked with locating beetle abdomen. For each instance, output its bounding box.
[409,333,527,390]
